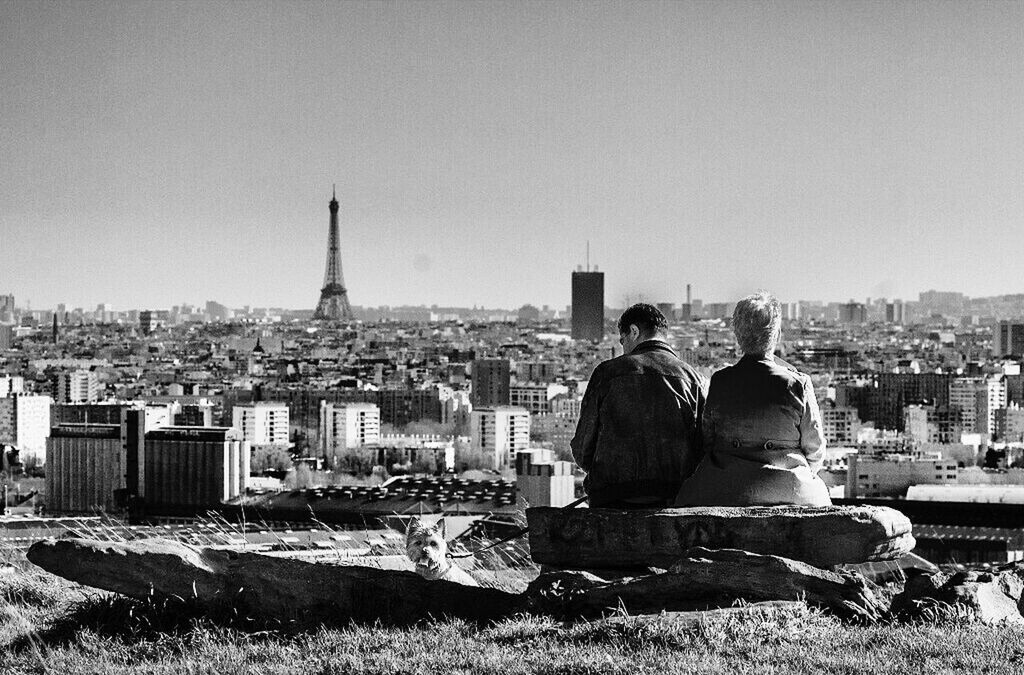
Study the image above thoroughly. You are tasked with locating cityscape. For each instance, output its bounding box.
[4,1,1024,669]
[7,192,1024,568]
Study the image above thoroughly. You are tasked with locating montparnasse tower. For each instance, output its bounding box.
[312,185,354,321]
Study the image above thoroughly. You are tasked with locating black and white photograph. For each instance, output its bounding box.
[3,1,1024,672]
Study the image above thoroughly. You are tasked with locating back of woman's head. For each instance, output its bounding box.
[733,291,781,357]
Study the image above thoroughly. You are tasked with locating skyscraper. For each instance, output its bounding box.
[571,268,604,341]
[313,186,354,320]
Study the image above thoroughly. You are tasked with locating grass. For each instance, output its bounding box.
[4,517,1024,673]
[3,567,1024,674]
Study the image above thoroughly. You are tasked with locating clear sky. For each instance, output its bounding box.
[2,1,1022,311]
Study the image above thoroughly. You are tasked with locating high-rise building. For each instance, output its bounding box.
[375,387,443,427]
[838,302,868,324]
[571,269,604,341]
[0,324,12,350]
[232,402,290,446]
[872,373,954,431]
[948,376,1005,436]
[56,370,100,404]
[471,359,510,407]
[885,300,905,324]
[0,376,24,398]
[313,186,354,320]
[995,404,1024,443]
[995,321,1024,357]
[440,389,472,434]
[319,401,381,464]
[515,448,575,508]
[0,295,14,319]
[205,300,233,322]
[470,406,530,470]
[0,393,51,464]
[819,402,861,446]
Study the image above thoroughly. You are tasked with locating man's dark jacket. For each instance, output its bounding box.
[571,339,707,507]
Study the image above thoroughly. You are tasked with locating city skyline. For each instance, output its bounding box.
[4,2,1023,310]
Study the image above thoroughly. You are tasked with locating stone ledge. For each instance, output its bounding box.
[526,505,915,569]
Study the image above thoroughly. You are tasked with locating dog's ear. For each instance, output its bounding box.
[436,518,447,539]
[406,517,422,536]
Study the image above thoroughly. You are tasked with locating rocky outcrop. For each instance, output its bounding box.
[29,536,889,624]
[26,537,519,625]
[526,548,885,620]
[527,505,915,570]
[893,567,1024,624]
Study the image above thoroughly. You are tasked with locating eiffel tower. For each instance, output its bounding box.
[312,186,354,320]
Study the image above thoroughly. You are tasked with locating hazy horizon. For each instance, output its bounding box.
[4,1,1022,311]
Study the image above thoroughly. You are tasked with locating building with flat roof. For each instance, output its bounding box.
[571,270,604,341]
[846,454,959,499]
[470,359,510,407]
[56,370,99,404]
[233,402,290,447]
[319,401,381,466]
[471,406,530,470]
[0,394,51,464]
[515,448,575,508]
[144,426,249,511]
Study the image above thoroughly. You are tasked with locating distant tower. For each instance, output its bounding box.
[571,265,604,342]
[52,312,58,344]
[313,186,354,320]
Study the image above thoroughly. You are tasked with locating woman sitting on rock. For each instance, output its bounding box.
[675,291,831,507]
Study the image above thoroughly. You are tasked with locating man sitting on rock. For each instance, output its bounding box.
[571,303,707,509]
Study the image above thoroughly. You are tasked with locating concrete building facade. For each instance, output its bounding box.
[319,401,381,463]
[144,426,249,511]
[0,394,52,463]
[470,406,530,470]
[470,359,510,407]
[515,448,575,508]
[233,402,290,446]
[847,454,959,499]
[56,370,100,404]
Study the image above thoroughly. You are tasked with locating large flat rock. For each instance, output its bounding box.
[27,537,519,625]
[527,505,915,569]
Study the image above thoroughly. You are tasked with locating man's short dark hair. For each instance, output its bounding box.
[617,303,668,337]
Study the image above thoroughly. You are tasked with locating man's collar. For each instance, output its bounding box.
[629,338,676,356]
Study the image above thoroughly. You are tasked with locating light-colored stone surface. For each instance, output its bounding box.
[527,505,915,569]
[896,568,1024,625]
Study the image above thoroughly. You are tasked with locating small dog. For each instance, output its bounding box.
[404,518,479,586]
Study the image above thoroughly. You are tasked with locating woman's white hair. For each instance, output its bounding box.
[732,291,781,357]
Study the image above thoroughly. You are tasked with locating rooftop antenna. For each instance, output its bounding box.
[586,241,590,273]
[333,183,336,200]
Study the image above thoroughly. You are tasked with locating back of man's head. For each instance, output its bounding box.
[617,303,668,340]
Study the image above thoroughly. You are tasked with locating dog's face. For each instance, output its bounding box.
[405,518,448,579]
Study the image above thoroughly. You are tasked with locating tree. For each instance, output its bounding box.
[251,445,293,473]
